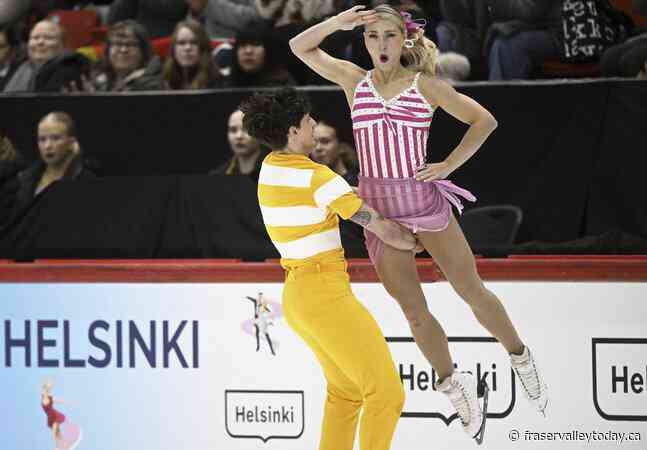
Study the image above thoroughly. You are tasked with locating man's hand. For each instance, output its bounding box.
[350,203,417,252]
[371,217,417,251]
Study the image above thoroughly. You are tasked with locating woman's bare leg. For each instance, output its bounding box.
[417,215,524,354]
[375,245,454,380]
[52,422,61,448]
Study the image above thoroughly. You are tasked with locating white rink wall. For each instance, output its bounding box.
[1,282,645,450]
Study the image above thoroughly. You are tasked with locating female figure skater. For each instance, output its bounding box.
[41,380,81,450]
[289,4,548,443]
[246,293,276,355]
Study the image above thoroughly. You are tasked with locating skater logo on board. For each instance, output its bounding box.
[241,293,283,356]
[41,379,82,450]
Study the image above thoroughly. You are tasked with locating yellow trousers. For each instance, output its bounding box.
[282,252,404,450]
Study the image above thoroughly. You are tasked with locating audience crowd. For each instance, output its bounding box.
[0,0,643,94]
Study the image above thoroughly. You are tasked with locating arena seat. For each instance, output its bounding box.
[460,205,523,248]
[47,9,101,49]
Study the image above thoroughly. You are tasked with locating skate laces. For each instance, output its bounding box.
[513,352,542,401]
[448,378,473,426]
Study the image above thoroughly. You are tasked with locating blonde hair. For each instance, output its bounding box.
[40,111,77,137]
[0,134,18,162]
[436,52,471,81]
[373,5,439,77]
[42,379,54,392]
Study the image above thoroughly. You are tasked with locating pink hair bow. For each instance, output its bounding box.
[400,11,427,35]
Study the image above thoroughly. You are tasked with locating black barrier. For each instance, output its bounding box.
[0,175,368,260]
[0,80,646,258]
[0,175,278,260]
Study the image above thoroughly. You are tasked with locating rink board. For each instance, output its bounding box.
[1,281,646,449]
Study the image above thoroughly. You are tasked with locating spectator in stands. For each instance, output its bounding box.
[8,112,97,223]
[434,0,490,79]
[311,120,358,186]
[435,0,563,80]
[485,0,562,80]
[600,0,647,78]
[210,109,267,181]
[186,0,276,39]
[3,20,90,93]
[107,0,188,39]
[310,117,364,253]
[255,0,352,84]
[436,51,471,81]
[163,20,223,89]
[0,1,30,26]
[262,0,338,27]
[91,20,163,91]
[222,29,295,87]
[601,35,647,78]
[0,26,26,92]
[0,132,21,163]
[0,132,25,228]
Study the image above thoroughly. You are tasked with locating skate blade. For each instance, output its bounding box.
[539,397,549,418]
[474,382,489,445]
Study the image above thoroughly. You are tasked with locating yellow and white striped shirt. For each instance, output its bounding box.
[257,152,362,264]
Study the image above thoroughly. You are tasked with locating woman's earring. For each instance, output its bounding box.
[404,39,415,49]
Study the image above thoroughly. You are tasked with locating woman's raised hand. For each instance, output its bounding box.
[334,5,378,31]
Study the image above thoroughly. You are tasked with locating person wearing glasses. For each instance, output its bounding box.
[91,20,163,92]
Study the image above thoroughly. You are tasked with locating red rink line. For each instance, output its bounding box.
[0,256,646,282]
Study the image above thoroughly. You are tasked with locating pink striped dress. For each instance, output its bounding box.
[351,70,476,265]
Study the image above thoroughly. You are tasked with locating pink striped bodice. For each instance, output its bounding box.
[351,71,435,179]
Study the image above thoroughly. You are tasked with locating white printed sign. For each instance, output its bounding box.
[225,390,304,442]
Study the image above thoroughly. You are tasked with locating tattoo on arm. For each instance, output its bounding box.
[350,210,371,227]
[350,203,380,228]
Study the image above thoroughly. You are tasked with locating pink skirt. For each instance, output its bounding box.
[357,175,476,265]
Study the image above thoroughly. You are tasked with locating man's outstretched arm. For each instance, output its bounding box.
[349,202,418,252]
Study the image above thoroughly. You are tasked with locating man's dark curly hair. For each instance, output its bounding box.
[240,88,311,150]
